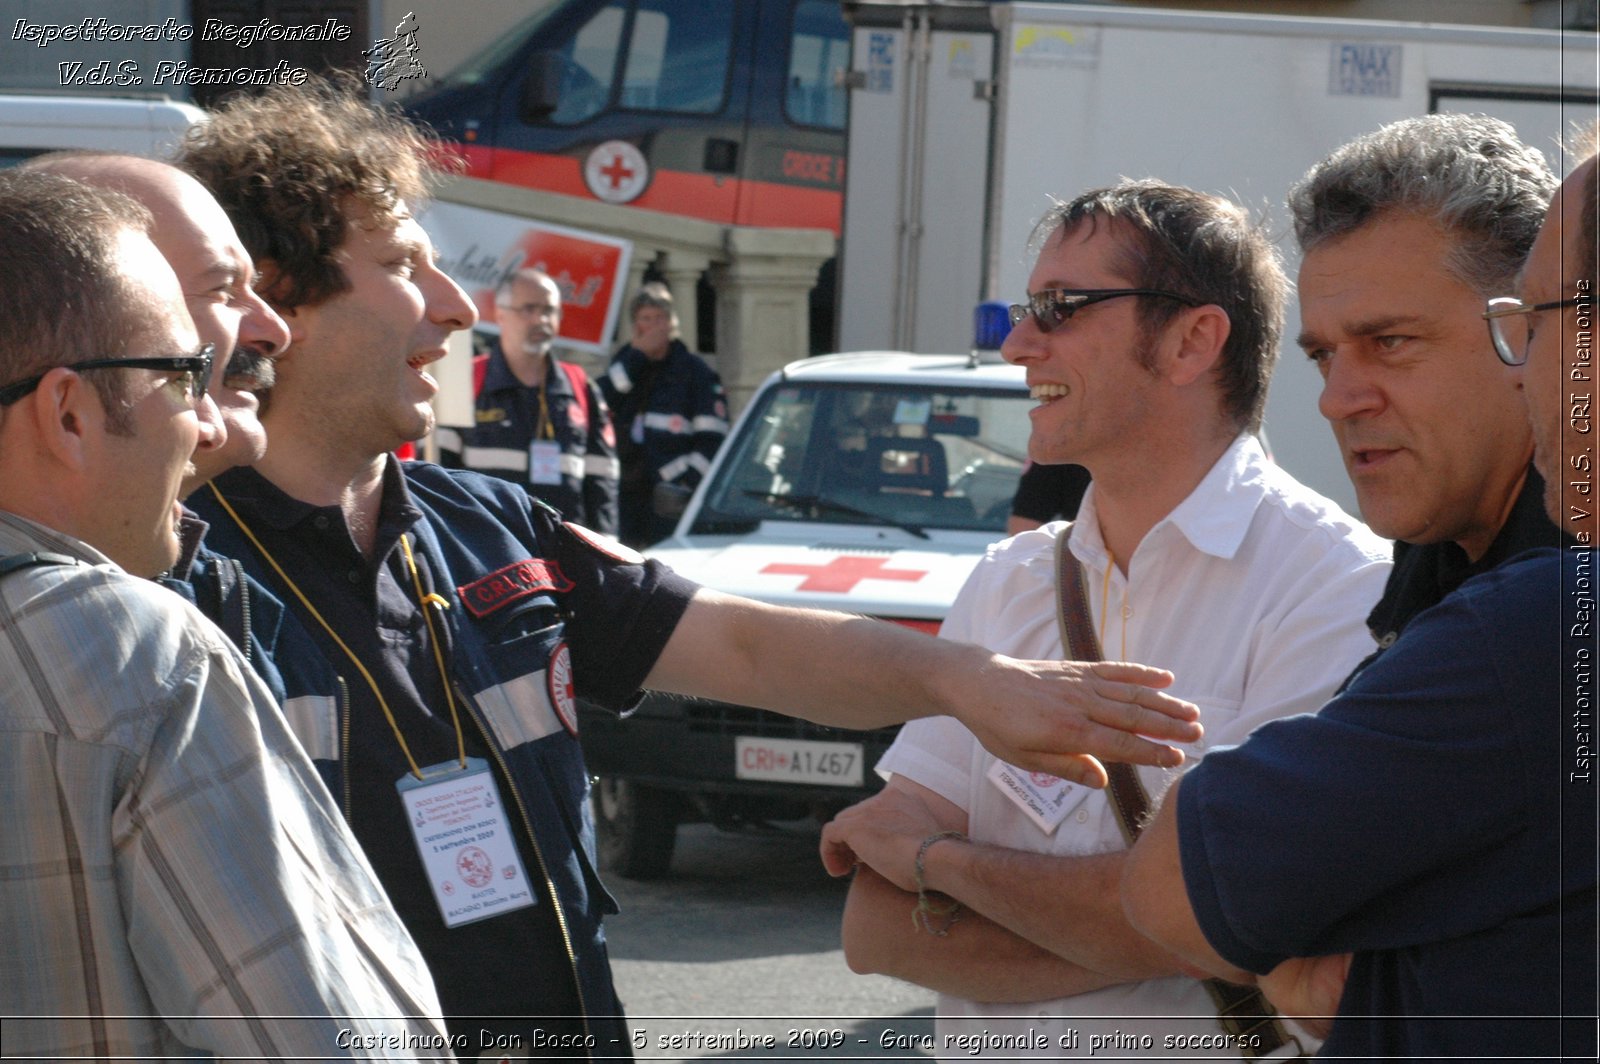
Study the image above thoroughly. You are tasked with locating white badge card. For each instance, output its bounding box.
[398,758,535,928]
[529,440,563,485]
[985,760,1090,835]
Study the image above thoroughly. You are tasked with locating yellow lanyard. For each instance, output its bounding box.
[206,482,466,780]
[535,385,555,441]
[1097,550,1129,661]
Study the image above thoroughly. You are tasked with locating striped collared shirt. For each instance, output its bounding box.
[0,511,453,1060]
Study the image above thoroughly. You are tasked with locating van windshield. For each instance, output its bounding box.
[436,7,567,88]
[694,381,1032,535]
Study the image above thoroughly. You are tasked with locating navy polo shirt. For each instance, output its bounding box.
[205,460,697,1052]
[1178,549,1597,1061]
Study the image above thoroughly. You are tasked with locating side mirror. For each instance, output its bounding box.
[652,481,693,521]
[520,51,563,120]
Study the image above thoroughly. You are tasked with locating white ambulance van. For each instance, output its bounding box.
[0,93,203,167]
[578,311,1031,878]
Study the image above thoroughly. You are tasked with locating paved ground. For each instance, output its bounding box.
[604,819,936,1060]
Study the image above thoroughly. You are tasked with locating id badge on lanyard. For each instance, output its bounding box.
[529,440,563,485]
[397,757,535,928]
[985,759,1091,835]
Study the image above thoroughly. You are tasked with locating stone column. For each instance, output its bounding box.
[657,249,713,356]
[710,227,836,415]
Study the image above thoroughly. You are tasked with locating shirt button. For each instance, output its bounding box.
[313,515,330,530]
[1121,604,1133,619]
[346,569,361,584]
[1075,810,1088,823]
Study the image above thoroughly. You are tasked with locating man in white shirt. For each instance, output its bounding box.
[821,180,1391,1060]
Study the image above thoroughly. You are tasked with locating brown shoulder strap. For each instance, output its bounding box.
[1052,529,1304,1060]
[1054,531,1149,845]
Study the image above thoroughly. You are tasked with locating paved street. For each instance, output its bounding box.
[604,820,936,1060]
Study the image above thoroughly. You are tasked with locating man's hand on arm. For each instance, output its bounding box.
[1258,954,1350,1040]
[646,590,1202,787]
[827,780,1119,1002]
[824,778,1188,996]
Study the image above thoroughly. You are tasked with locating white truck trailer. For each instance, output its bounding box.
[838,0,1600,512]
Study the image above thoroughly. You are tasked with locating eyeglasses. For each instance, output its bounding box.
[0,344,216,407]
[496,302,558,319]
[1483,295,1586,366]
[1008,288,1201,334]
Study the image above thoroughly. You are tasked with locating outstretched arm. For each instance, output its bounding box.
[645,589,1202,786]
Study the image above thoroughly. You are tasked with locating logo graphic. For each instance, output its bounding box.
[457,845,493,889]
[457,558,574,618]
[363,11,426,91]
[548,641,578,736]
[584,141,650,204]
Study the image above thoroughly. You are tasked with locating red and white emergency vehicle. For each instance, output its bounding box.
[577,329,1030,877]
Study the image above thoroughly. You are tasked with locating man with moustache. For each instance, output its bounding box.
[0,169,448,1061]
[25,152,293,691]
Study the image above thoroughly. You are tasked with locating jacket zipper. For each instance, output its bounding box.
[337,675,353,819]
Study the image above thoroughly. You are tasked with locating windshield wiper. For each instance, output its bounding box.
[741,490,930,539]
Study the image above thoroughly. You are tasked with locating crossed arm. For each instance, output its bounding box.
[821,775,1195,1001]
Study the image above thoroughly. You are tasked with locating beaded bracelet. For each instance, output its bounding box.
[912,830,967,936]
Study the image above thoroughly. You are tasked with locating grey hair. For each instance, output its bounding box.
[1289,113,1556,296]
[629,281,679,332]
[496,266,558,303]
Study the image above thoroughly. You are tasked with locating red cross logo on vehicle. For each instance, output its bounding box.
[761,556,929,593]
[584,140,649,204]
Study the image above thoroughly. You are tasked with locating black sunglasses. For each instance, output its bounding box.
[1009,288,1201,334]
[0,344,216,407]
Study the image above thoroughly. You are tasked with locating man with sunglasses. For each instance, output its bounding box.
[1121,126,1596,1060]
[25,153,294,694]
[0,169,451,1059]
[822,180,1388,1059]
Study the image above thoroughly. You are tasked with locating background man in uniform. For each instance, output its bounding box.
[438,267,619,533]
[177,77,1204,1058]
[0,169,448,1061]
[600,282,727,546]
[821,180,1390,1060]
[1121,129,1597,1062]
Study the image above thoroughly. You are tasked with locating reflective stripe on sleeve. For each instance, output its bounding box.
[474,670,562,749]
[607,362,633,393]
[692,415,729,435]
[657,451,711,483]
[585,455,621,479]
[558,453,585,480]
[281,693,341,763]
[433,426,462,453]
[459,445,528,473]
